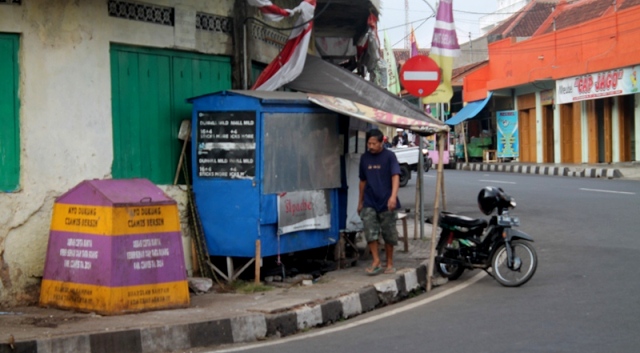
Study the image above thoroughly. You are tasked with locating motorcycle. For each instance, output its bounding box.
[434,187,538,287]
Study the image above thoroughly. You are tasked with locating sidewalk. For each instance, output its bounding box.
[1,219,438,353]
[454,161,640,180]
[3,161,639,353]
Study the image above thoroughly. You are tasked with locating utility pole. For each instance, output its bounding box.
[405,0,410,49]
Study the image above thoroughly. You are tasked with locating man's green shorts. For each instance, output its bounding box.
[359,207,398,246]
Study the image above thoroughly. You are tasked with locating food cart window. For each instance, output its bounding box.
[263,113,341,194]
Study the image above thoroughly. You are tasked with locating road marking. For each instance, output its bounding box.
[579,188,635,195]
[209,272,488,352]
[478,179,516,184]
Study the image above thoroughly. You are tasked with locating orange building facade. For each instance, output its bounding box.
[464,3,640,164]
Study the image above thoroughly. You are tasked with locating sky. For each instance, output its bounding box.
[378,0,499,49]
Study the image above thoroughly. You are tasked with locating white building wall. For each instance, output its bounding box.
[581,101,589,163]
[0,0,233,307]
[535,91,543,163]
[554,100,561,163]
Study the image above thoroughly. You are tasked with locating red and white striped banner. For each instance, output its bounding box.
[252,0,316,91]
[247,0,293,22]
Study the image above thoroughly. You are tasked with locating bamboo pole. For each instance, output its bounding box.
[255,239,261,284]
[418,136,425,240]
[414,163,420,240]
[463,122,469,163]
[427,132,446,292]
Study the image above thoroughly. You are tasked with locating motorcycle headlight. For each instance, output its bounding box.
[510,198,517,208]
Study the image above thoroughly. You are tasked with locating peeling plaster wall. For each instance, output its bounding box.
[0,0,233,307]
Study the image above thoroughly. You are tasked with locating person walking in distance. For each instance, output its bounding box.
[358,128,401,275]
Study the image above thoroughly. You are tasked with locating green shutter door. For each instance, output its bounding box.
[0,34,20,191]
[111,46,231,184]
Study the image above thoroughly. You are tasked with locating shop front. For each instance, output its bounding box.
[556,65,639,164]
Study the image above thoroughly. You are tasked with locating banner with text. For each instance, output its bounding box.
[556,65,640,104]
[277,190,331,235]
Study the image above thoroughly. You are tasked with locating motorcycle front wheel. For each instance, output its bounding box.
[491,240,538,287]
[424,157,432,172]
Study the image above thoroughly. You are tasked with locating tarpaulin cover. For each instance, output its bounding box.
[286,55,448,135]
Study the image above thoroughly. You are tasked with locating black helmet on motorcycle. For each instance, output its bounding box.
[477,186,502,215]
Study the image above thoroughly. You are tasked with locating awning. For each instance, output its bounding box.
[445,92,493,126]
[307,94,447,134]
[287,55,448,135]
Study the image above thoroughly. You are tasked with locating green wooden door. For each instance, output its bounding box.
[110,45,231,184]
[0,34,20,192]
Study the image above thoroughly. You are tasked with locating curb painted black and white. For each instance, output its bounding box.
[455,163,622,179]
[3,263,442,353]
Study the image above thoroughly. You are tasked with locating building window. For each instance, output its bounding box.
[196,12,233,34]
[107,0,174,26]
[0,34,20,192]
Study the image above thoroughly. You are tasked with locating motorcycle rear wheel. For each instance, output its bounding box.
[436,247,465,280]
[491,240,537,287]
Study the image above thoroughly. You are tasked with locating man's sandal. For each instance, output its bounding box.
[365,266,383,276]
[384,267,396,274]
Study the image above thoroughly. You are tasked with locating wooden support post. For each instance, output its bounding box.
[397,213,409,252]
[226,257,234,282]
[441,161,447,211]
[463,122,469,164]
[190,237,200,277]
[414,171,420,240]
[427,132,446,292]
[255,240,261,284]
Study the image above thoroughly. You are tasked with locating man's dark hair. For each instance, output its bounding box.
[366,128,383,143]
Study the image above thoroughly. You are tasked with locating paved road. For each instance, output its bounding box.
[204,170,640,353]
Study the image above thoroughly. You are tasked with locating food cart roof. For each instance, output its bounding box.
[286,55,448,135]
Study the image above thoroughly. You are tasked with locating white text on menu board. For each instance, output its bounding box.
[199,129,254,140]
[200,120,255,126]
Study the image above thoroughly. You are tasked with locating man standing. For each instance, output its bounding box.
[358,128,401,275]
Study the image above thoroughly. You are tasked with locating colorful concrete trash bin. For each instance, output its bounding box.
[40,178,189,315]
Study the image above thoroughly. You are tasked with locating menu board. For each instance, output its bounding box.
[196,111,256,178]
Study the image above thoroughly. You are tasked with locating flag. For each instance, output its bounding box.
[423,0,460,104]
[410,26,419,58]
[247,0,295,22]
[382,31,401,94]
[251,0,316,91]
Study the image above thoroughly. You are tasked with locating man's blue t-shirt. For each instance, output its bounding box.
[359,148,401,213]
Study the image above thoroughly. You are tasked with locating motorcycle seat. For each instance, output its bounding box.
[440,212,488,228]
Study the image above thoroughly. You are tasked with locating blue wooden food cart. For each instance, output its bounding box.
[188,91,350,279]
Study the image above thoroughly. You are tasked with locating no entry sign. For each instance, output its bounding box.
[400,55,441,97]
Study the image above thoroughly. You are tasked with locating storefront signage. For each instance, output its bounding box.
[277,190,331,235]
[540,90,554,105]
[556,65,639,104]
[196,111,256,178]
[497,110,519,158]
